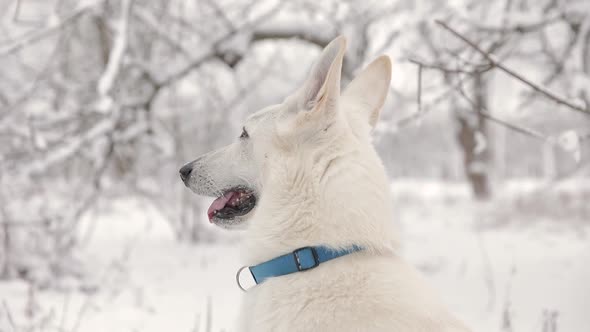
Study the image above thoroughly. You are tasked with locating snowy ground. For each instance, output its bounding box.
[1,180,589,332]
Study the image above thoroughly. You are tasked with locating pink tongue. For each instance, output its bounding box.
[207,192,236,221]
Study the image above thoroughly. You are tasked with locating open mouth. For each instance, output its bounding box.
[207,187,256,224]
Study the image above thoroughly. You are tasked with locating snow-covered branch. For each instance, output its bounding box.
[132,7,194,60]
[251,23,335,48]
[96,0,134,97]
[156,2,284,86]
[23,111,119,176]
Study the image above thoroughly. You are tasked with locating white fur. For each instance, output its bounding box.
[183,36,471,331]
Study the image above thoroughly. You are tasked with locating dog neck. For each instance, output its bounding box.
[243,138,399,264]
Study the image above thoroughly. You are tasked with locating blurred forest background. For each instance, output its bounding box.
[0,0,589,331]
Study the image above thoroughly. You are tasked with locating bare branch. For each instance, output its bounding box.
[435,19,590,116]
[133,6,194,59]
[408,57,494,75]
[583,24,590,75]
[2,301,16,332]
[454,78,565,146]
[203,0,236,33]
[394,74,475,129]
[0,2,102,57]
[454,11,567,34]
[417,63,422,115]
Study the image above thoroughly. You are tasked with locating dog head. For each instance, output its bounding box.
[180,36,391,229]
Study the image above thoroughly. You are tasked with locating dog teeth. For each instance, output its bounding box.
[224,192,251,208]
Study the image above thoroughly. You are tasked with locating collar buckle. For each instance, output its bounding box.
[292,247,319,271]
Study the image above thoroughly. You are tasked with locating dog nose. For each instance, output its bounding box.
[179,164,193,182]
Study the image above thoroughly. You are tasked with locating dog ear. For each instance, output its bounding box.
[342,56,391,128]
[296,36,347,115]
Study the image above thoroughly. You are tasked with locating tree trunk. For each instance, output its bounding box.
[456,72,492,200]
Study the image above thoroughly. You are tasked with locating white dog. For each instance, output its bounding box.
[180,36,470,331]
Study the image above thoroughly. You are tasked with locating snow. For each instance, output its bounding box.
[557,130,582,163]
[2,1,589,330]
[394,188,590,331]
[0,198,242,332]
[2,182,588,332]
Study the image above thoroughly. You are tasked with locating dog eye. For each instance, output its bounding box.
[240,127,249,139]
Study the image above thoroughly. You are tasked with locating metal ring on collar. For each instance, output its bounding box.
[235,266,255,292]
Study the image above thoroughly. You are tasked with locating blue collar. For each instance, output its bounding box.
[237,245,363,291]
